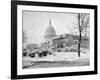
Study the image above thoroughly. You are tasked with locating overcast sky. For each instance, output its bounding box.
[23,11,78,44]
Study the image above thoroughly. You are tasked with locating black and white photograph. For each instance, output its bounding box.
[11,1,97,79]
[22,11,90,69]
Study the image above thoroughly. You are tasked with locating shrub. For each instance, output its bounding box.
[23,52,27,57]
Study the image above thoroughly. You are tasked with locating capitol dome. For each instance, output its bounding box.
[44,20,57,40]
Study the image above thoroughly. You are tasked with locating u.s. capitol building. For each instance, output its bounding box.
[40,20,81,52]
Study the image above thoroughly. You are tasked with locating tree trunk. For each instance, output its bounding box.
[85,27,87,38]
[78,13,81,57]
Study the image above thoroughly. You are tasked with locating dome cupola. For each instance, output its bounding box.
[44,19,56,40]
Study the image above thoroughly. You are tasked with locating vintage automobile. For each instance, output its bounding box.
[23,48,29,57]
[23,51,27,57]
[29,49,53,58]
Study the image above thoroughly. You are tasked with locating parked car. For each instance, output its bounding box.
[23,51,27,57]
[29,49,53,58]
[28,53,35,58]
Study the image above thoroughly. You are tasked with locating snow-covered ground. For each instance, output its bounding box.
[23,50,90,68]
[23,50,89,62]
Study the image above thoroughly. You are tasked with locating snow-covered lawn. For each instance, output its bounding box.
[23,50,89,61]
[23,50,90,68]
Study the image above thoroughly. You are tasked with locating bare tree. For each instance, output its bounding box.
[77,13,90,57]
[77,13,81,57]
[66,23,78,36]
[23,31,27,43]
[82,14,90,38]
[22,31,27,48]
